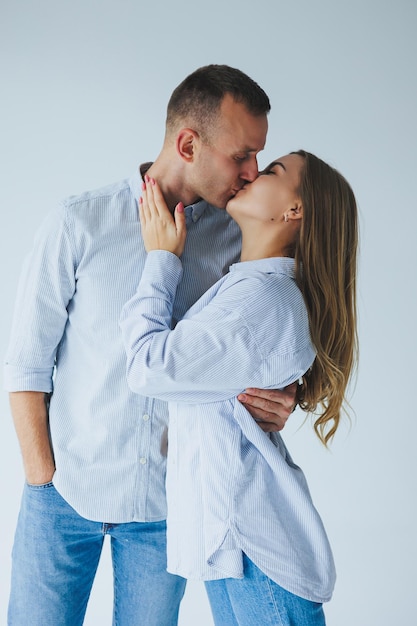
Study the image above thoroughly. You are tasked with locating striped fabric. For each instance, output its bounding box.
[120,252,336,603]
[4,167,241,522]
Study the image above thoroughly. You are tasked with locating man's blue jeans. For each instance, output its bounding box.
[205,554,326,626]
[8,483,186,626]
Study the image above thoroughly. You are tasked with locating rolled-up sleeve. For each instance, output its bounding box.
[4,204,77,392]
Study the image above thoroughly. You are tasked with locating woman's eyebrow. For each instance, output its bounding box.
[267,160,286,171]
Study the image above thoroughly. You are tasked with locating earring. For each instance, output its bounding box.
[284,214,288,222]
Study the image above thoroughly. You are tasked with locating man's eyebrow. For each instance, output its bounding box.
[239,147,260,154]
[268,160,286,171]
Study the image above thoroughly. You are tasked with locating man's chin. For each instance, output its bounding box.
[224,191,240,209]
[220,191,240,209]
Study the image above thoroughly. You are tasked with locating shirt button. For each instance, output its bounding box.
[139,457,147,465]
[142,414,150,422]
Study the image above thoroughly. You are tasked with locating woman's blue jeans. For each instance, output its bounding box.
[8,483,186,626]
[205,554,326,626]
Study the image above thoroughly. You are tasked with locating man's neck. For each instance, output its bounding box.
[143,155,199,212]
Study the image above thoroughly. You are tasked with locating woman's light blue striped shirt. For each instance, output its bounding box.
[120,250,336,602]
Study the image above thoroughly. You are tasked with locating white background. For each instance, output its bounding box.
[1,1,416,624]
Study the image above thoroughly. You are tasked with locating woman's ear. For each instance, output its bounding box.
[288,202,303,221]
[176,128,199,163]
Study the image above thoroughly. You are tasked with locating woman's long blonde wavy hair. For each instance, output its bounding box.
[293,150,358,446]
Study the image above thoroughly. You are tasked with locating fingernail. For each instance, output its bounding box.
[141,182,146,191]
[176,202,184,213]
[144,174,150,182]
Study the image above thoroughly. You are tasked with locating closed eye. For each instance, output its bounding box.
[261,160,286,175]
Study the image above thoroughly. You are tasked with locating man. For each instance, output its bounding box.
[4,65,296,626]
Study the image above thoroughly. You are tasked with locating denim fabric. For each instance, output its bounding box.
[204,555,326,626]
[8,483,186,626]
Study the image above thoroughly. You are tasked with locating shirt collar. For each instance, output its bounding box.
[184,200,208,223]
[229,257,296,278]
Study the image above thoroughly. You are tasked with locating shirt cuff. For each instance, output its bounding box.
[3,364,54,392]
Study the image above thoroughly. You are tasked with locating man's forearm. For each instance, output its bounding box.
[237,383,297,432]
[9,391,55,484]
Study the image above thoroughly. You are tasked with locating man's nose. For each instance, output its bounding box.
[240,156,259,182]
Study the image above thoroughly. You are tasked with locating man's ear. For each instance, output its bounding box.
[176,128,199,163]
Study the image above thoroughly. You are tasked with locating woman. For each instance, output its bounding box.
[120,150,358,625]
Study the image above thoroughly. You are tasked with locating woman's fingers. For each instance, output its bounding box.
[148,177,171,218]
[138,176,187,256]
